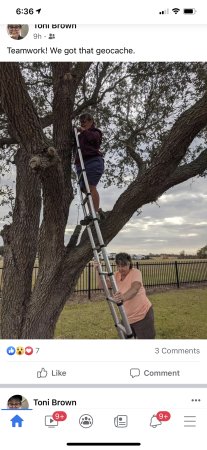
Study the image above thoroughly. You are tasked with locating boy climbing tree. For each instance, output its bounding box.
[75,112,105,225]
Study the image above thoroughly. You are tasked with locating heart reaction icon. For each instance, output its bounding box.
[25,346,34,356]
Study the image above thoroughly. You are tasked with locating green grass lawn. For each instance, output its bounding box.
[55,287,207,339]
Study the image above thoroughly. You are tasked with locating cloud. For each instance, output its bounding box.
[179,233,198,237]
[144,239,167,242]
[107,177,207,254]
[1,169,207,254]
[164,217,185,225]
[160,192,207,203]
[194,222,207,226]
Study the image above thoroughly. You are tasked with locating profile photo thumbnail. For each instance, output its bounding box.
[7,24,29,40]
[7,394,29,409]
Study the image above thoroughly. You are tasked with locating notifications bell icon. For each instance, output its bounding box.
[150,414,162,428]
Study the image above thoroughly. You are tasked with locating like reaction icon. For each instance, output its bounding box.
[7,346,16,356]
[37,368,48,378]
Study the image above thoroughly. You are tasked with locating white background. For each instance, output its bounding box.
[0,340,204,385]
[1,0,207,24]
[0,387,206,450]
[1,24,207,62]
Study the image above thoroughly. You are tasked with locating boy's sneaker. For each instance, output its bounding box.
[80,210,105,226]
[80,215,93,226]
[80,213,101,226]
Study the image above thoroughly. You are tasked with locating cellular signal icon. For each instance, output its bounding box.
[172,8,180,14]
[159,9,169,14]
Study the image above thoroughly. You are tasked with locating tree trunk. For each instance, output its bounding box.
[21,246,92,338]
[1,148,41,338]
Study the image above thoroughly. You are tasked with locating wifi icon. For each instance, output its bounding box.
[172,8,180,14]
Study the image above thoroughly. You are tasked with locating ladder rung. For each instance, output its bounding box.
[107,296,123,306]
[78,168,86,179]
[82,194,91,206]
[99,271,114,277]
[107,297,117,305]
[79,168,86,173]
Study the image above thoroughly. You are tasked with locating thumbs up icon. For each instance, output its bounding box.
[37,368,48,378]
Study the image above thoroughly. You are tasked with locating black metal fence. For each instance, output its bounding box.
[0,260,207,299]
[75,260,207,299]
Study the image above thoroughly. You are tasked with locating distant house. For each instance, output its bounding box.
[160,254,170,259]
[108,253,116,260]
[132,254,146,260]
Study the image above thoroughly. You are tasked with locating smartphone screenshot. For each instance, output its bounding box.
[0,1,207,449]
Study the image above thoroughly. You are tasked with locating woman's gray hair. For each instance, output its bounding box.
[115,252,133,269]
[7,24,22,28]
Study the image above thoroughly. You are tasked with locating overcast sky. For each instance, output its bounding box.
[1,164,207,255]
[64,175,207,255]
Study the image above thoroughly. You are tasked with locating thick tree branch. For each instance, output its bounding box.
[125,144,145,171]
[73,63,110,115]
[0,114,53,149]
[163,148,207,190]
[67,225,82,250]
[52,63,76,217]
[72,62,92,88]
[74,65,129,116]
[0,62,66,265]
[0,63,48,151]
[149,92,207,184]
[0,137,15,147]
[40,112,53,129]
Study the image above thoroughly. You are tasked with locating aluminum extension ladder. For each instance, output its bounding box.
[74,126,134,339]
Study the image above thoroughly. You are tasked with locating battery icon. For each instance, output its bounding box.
[183,8,196,14]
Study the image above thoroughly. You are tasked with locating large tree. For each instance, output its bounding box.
[197,244,207,258]
[0,62,207,339]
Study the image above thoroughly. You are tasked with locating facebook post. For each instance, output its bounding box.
[0,23,207,340]
[0,3,207,448]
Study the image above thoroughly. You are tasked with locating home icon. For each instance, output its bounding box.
[10,415,24,428]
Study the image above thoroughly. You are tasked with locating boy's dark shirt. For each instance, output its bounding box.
[75,126,103,165]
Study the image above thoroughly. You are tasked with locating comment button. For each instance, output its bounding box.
[130,368,140,378]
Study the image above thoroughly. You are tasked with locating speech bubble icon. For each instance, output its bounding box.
[130,368,140,378]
